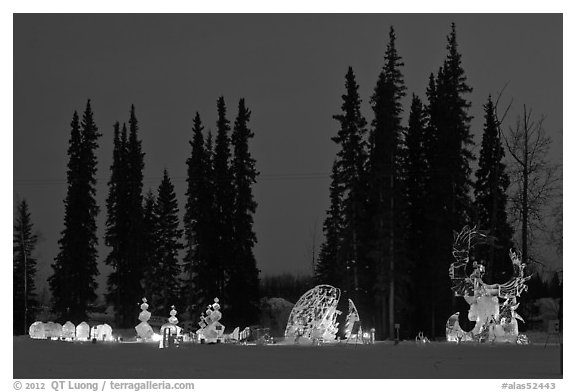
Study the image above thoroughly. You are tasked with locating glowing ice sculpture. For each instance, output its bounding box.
[344,299,363,343]
[284,285,341,342]
[76,322,90,341]
[447,226,531,343]
[29,321,46,339]
[92,324,113,341]
[44,322,63,339]
[135,297,154,340]
[62,321,76,340]
[160,305,182,348]
[197,298,225,343]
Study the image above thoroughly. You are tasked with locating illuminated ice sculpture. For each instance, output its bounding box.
[284,285,342,342]
[62,321,76,340]
[159,305,182,348]
[447,226,531,343]
[135,297,154,340]
[44,322,63,339]
[76,322,90,341]
[197,298,225,343]
[91,324,113,341]
[29,321,46,339]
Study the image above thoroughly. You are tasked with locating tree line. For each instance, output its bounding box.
[15,96,260,330]
[14,22,560,337]
[314,23,560,339]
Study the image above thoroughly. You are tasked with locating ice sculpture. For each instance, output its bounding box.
[447,226,531,343]
[135,297,154,340]
[29,321,46,339]
[44,322,63,339]
[197,298,225,343]
[92,324,113,341]
[62,321,76,340]
[284,285,341,342]
[76,321,90,341]
[344,299,362,342]
[160,305,182,348]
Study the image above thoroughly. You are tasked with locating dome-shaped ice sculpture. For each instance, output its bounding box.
[44,322,63,339]
[284,284,341,341]
[29,321,46,339]
[76,321,90,341]
[62,321,76,340]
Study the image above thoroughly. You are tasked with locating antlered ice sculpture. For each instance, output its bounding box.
[285,284,341,342]
[447,226,531,343]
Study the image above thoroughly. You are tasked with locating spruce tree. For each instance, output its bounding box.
[49,100,101,323]
[403,94,429,336]
[213,97,235,303]
[229,98,260,326]
[105,122,124,260]
[329,67,370,317]
[13,199,38,335]
[367,26,406,338]
[141,189,158,295]
[105,122,129,322]
[422,23,475,337]
[315,160,344,287]
[183,112,214,316]
[473,96,514,284]
[197,129,219,312]
[105,105,146,327]
[126,105,146,309]
[149,170,184,314]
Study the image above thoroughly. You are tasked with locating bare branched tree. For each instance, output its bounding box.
[550,188,563,256]
[500,104,560,264]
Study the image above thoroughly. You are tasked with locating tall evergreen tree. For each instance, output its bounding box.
[367,26,406,338]
[13,199,38,335]
[315,161,345,286]
[49,100,101,323]
[198,129,218,313]
[473,96,514,284]
[141,189,158,294]
[422,23,475,337]
[105,122,129,323]
[403,94,429,336]
[183,113,215,317]
[149,170,184,313]
[229,98,260,326]
[212,97,235,304]
[105,105,146,327]
[319,67,370,322]
[105,122,125,260]
[125,105,146,312]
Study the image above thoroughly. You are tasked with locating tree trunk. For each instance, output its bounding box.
[389,167,395,339]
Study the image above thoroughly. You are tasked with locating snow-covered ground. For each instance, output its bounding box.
[13,337,561,379]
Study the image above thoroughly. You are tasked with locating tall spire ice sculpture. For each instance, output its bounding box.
[446,226,531,343]
[135,298,154,341]
[197,298,225,343]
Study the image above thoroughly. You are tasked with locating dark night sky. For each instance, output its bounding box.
[13,14,562,299]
